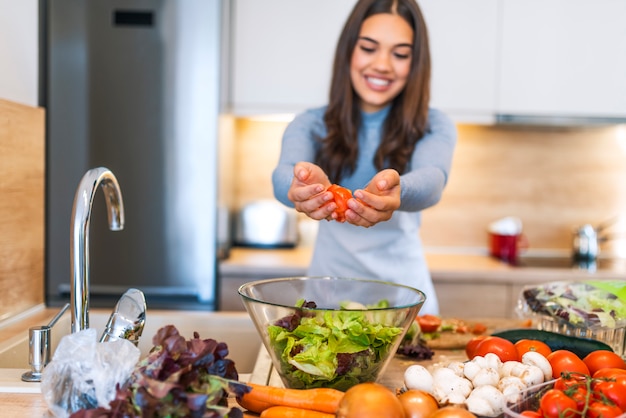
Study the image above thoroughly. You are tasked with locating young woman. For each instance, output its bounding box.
[271,0,457,315]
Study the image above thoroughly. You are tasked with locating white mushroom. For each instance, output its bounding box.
[482,353,503,370]
[521,351,553,382]
[498,376,526,403]
[447,361,466,377]
[404,364,434,393]
[465,385,506,417]
[500,360,524,378]
[463,360,482,381]
[470,367,500,387]
[432,367,473,405]
[504,362,544,387]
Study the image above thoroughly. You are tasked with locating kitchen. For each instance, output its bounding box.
[2,0,626,416]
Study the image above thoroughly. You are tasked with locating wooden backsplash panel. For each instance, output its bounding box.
[232,119,626,255]
[420,124,626,254]
[0,99,45,320]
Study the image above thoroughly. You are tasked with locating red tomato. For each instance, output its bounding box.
[416,314,442,333]
[583,350,626,376]
[553,373,587,392]
[465,335,489,359]
[546,350,590,379]
[471,322,487,335]
[593,367,626,379]
[472,336,518,362]
[568,387,589,412]
[592,374,626,410]
[514,338,552,361]
[587,401,624,418]
[327,184,352,222]
[539,389,578,418]
[519,411,543,418]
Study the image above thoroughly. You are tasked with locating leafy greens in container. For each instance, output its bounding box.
[267,299,404,391]
[519,280,626,329]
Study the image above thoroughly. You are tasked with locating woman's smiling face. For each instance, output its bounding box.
[350,13,414,113]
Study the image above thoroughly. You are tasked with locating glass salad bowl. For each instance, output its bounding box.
[238,276,426,391]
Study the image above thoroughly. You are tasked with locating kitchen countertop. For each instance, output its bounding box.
[1,317,523,416]
[220,247,626,282]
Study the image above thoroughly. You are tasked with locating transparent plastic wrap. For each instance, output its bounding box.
[517,280,626,356]
[41,328,140,418]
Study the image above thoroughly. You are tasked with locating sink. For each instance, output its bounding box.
[0,308,261,393]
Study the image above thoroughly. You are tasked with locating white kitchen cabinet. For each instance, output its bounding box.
[229,0,498,121]
[498,0,626,119]
[230,0,355,116]
[418,0,499,123]
[0,0,39,107]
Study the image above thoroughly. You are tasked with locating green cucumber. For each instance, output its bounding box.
[492,328,613,359]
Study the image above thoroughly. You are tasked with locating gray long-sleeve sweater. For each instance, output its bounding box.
[272,105,457,315]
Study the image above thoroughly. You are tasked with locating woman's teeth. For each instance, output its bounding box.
[367,77,390,86]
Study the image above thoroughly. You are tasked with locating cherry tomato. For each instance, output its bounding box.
[327,184,352,222]
[546,350,590,379]
[587,401,624,418]
[583,350,626,376]
[519,411,542,418]
[553,373,587,392]
[465,335,488,359]
[592,374,626,410]
[593,367,626,379]
[539,389,578,418]
[471,322,487,335]
[568,387,589,412]
[416,314,442,333]
[514,338,552,361]
[472,336,518,362]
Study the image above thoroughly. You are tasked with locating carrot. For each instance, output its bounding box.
[236,382,344,414]
[236,392,275,414]
[260,406,335,418]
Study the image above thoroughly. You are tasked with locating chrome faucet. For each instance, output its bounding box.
[70,167,125,333]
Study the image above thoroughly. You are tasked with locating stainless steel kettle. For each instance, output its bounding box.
[572,224,600,261]
[572,217,616,261]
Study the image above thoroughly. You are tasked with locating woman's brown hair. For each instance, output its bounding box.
[316,0,431,184]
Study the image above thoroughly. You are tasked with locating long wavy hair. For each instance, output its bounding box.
[316,0,431,183]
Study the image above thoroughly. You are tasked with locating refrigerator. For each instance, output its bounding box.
[43,0,229,310]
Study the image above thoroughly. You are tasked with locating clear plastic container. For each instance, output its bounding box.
[504,380,626,418]
[517,280,626,358]
[539,315,626,357]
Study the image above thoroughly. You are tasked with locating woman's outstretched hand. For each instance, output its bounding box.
[346,169,401,227]
[287,162,336,221]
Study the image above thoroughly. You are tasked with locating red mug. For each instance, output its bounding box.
[489,232,528,264]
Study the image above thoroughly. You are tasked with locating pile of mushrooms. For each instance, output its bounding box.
[403,352,553,417]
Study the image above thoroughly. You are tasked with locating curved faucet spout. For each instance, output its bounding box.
[70,167,125,333]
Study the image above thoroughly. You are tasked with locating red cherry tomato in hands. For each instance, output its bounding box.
[327,184,352,222]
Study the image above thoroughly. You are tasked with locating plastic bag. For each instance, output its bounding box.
[41,327,140,418]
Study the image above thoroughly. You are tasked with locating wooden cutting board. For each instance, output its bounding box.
[425,317,532,350]
[0,99,45,319]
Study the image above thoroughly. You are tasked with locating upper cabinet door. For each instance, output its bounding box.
[499,0,626,118]
[230,0,355,116]
[418,0,499,123]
